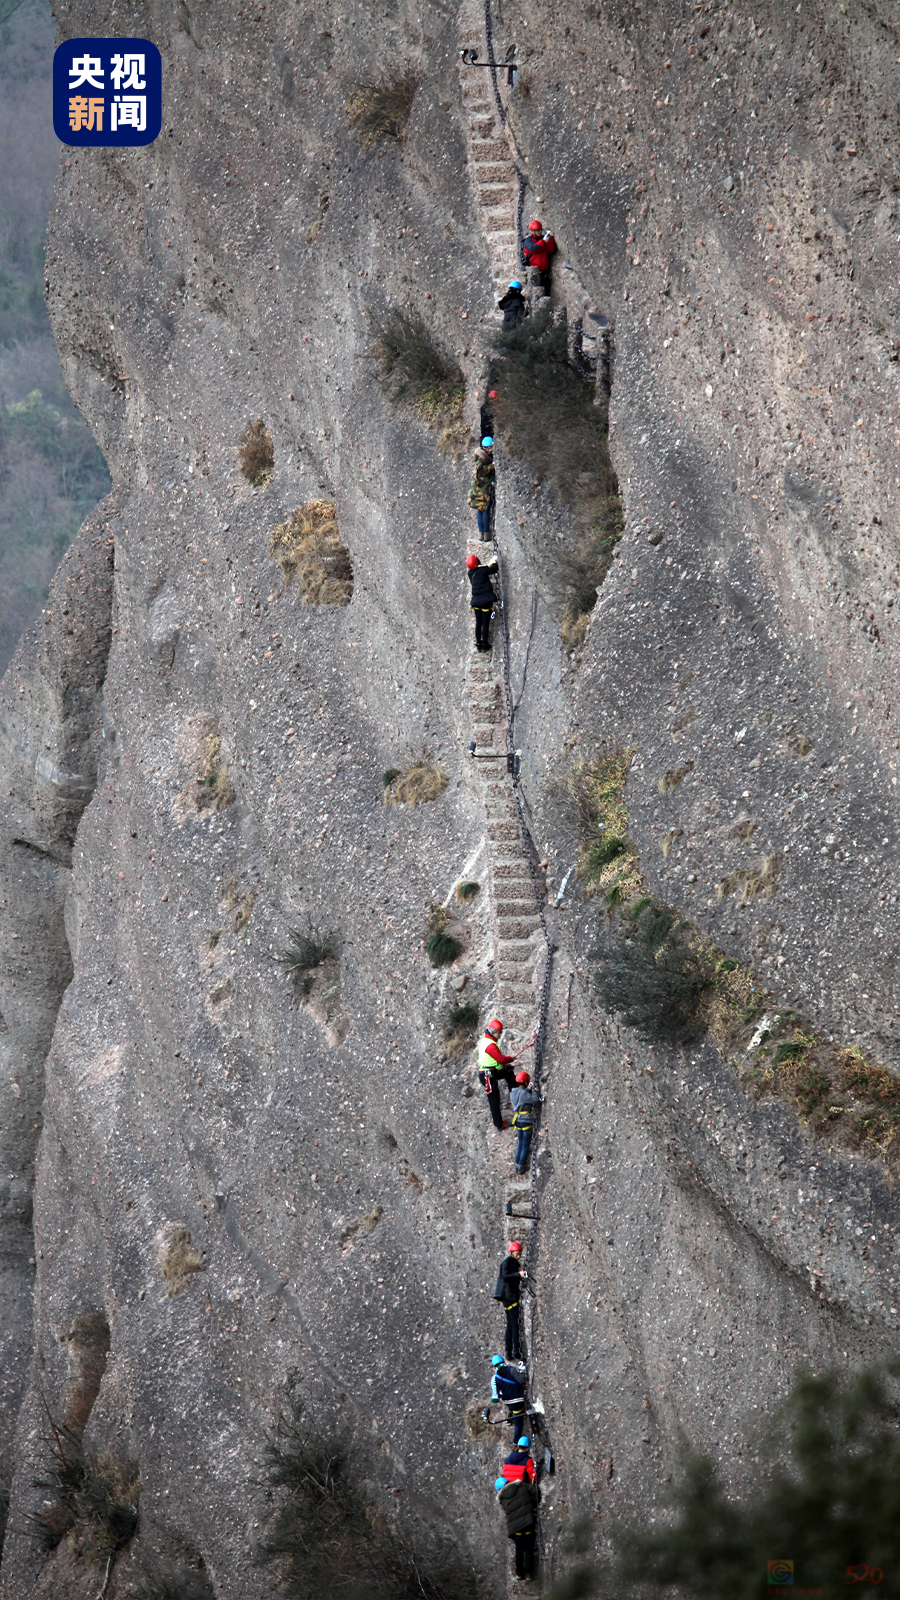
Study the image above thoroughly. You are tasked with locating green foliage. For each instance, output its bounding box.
[446,1002,479,1031]
[382,768,401,789]
[455,880,480,903]
[591,899,714,1044]
[584,832,627,881]
[260,1375,478,1600]
[279,924,335,995]
[604,1364,900,1600]
[426,931,463,968]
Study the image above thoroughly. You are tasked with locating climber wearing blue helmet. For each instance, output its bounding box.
[481,1353,528,1431]
[498,278,526,329]
[468,437,495,538]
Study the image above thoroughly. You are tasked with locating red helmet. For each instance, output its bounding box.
[486,1019,503,1036]
[509,1241,523,1254]
[528,218,542,231]
[466,553,479,570]
[515,1070,530,1086]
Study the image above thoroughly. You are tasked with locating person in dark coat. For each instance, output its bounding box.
[466,553,499,653]
[495,1240,527,1361]
[495,1473,538,1579]
[498,279,526,329]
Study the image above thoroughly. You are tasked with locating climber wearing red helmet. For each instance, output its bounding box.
[493,1239,527,1361]
[510,1069,542,1176]
[478,1019,518,1131]
[522,218,556,292]
[466,549,500,654]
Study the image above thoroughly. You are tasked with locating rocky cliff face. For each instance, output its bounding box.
[2,0,900,1595]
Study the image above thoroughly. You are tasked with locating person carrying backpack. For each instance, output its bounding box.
[510,1070,541,1176]
[467,437,495,536]
[483,1354,528,1432]
[495,1472,538,1580]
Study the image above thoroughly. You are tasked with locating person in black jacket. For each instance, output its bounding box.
[498,279,526,329]
[496,1473,538,1579]
[495,1241,527,1361]
[466,553,499,653]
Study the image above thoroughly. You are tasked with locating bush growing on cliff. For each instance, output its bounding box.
[238,417,274,485]
[269,500,353,606]
[591,898,713,1045]
[278,922,336,997]
[371,308,470,457]
[31,1409,139,1561]
[260,1375,477,1599]
[592,1363,900,1600]
[345,78,417,151]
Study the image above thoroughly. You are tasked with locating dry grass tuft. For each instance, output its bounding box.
[441,1001,480,1056]
[716,852,781,905]
[565,751,641,909]
[197,734,235,813]
[160,1226,205,1298]
[384,760,448,808]
[658,761,694,795]
[238,417,274,485]
[270,500,353,607]
[660,828,683,860]
[345,78,417,151]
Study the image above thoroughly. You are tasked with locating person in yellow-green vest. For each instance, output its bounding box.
[478,1018,519,1132]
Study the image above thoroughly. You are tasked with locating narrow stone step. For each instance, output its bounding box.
[505,1176,531,1193]
[477,183,517,204]
[497,939,533,963]
[495,900,539,919]
[497,916,541,941]
[474,161,514,183]
[497,986,534,1008]
[471,138,510,160]
[490,853,531,874]
[487,821,521,844]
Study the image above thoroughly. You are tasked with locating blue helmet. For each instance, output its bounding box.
[481,436,493,448]
[491,1354,504,1367]
[494,1477,506,1491]
[517,1436,531,1448]
[509,279,522,289]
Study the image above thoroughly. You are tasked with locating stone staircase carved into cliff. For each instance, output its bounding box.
[458,4,521,309]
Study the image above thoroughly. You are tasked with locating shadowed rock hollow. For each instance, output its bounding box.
[2,0,900,1595]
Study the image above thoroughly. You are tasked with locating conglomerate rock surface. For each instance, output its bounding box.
[2,0,900,1594]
